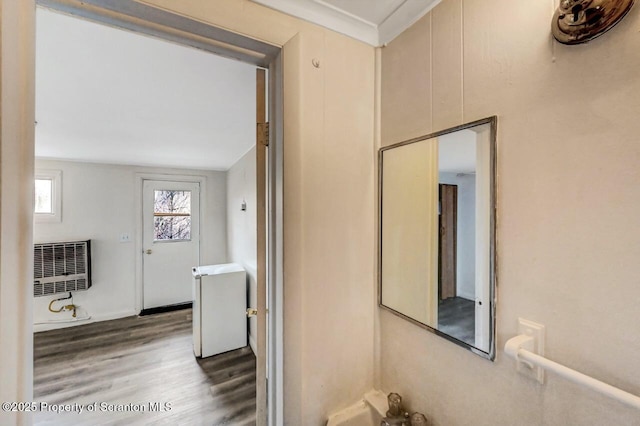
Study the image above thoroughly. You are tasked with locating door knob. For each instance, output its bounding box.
[145,249,152,255]
[246,308,258,317]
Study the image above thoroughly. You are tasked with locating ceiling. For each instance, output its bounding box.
[251,0,441,46]
[438,129,477,174]
[36,8,256,171]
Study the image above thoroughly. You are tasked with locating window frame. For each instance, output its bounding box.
[34,169,62,223]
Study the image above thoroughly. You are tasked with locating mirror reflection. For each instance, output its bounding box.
[379,117,496,359]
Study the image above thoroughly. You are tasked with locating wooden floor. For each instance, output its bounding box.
[34,309,256,426]
[438,296,475,346]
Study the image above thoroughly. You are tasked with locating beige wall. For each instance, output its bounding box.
[379,1,640,425]
[139,1,377,424]
[0,1,36,423]
[11,0,637,424]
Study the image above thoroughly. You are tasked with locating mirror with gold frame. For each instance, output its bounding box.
[378,116,497,360]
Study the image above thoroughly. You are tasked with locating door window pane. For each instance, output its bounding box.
[154,189,191,214]
[153,190,191,241]
[154,216,192,240]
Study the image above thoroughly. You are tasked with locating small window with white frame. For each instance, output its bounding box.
[35,170,62,222]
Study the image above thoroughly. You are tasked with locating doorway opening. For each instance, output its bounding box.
[31,1,282,425]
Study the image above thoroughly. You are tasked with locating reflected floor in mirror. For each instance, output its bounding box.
[438,297,475,347]
[33,309,256,426]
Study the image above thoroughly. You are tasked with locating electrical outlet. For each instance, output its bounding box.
[119,233,131,243]
[517,318,545,384]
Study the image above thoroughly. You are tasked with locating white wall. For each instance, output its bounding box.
[378,0,640,424]
[438,172,475,299]
[33,159,227,330]
[226,146,257,354]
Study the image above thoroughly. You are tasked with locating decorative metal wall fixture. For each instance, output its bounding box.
[552,0,635,44]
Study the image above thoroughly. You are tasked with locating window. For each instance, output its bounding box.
[35,170,62,222]
[35,179,52,213]
[153,190,191,241]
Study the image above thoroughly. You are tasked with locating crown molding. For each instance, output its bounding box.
[251,0,441,47]
[251,0,378,46]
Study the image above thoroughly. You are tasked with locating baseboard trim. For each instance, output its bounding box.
[457,291,475,301]
[139,302,192,316]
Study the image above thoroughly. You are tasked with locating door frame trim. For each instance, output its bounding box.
[136,174,205,313]
[267,50,284,426]
[27,3,285,425]
[37,0,279,67]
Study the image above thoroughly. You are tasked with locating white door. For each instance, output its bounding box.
[142,180,200,310]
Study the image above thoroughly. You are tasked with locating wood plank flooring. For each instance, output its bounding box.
[438,296,475,346]
[33,309,256,426]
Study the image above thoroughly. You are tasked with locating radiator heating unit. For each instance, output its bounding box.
[33,240,92,297]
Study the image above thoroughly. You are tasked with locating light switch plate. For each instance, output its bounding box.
[119,233,131,243]
[517,318,545,383]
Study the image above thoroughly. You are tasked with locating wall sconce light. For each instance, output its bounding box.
[552,0,635,45]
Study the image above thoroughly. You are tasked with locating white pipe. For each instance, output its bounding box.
[505,335,640,410]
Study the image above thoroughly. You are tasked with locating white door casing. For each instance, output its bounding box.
[142,179,200,310]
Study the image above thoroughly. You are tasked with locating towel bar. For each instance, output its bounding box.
[505,334,640,410]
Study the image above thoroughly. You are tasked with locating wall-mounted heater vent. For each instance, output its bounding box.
[33,240,92,297]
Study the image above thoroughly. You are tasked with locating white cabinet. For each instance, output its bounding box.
[192,263,247,358]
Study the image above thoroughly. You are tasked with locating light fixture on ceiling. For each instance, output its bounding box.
[552,0,635,45]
